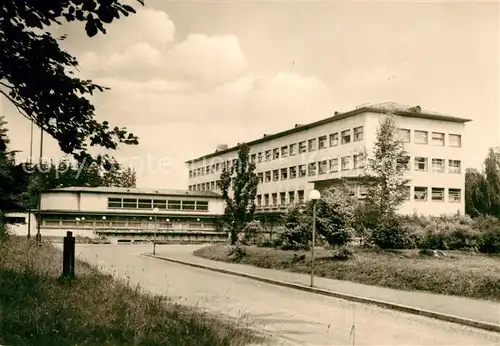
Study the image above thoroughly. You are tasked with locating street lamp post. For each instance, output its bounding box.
[309,189,321,287]
[75,217,85,238]
[152,207,159,255]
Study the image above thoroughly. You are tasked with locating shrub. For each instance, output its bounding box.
[273,224,311,251]
[241,220,264,245]
[227,245,247,262]
[477,229,500,253]
[369,214,415,249]
[331,245,354,261]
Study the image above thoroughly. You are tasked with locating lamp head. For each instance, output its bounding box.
[309,189,321,201]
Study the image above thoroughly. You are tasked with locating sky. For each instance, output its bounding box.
[1,0,499,188]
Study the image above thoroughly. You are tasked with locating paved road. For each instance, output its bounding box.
[74,244,500,346]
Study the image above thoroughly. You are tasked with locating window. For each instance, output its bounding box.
[189,170,193,178]
[273,148,280,160]
[414,130,428,144]
[250,154,256,163]
[414,186,427,201]
[273,169,279,181]
[289,166,297,179]
[196,201,209,211]
[265,171,271,182]
[432,158,445,173]
[431,132,445,146]
[353,126,364,141]
[281,168,288,180]
[330,133,339,146]
[257,172,263,183]
[432,187,445,201]
[341,156,351,171]
[188,185,192,191]
[449,188,461,202]
[398,129,411,143]
[297,190,304,204]
[288,191,295,204]
[397,156,410,171]
[319,160,328,174]
[299,141,307,153]
[265,150,272,161]
[280,192,286,205]
[341,130,351,144]
[122,198,137,208]
[168,200,181,210]
[329,158,338,172]
[290,143,297,156]
[271,193,278,206]
[308,162,317,176]
[108,198,122,208]
[257,152,263,163]
[138,199,152,209]
[298,164,307,177]
[353,154,364,169]
[449,160,461,174]
[281,146,288,158]
[403,186,411,200]
[318,136,327,149]
[308,138,317,151]
[256,195,262,206]
[449,134,461,147]
[182,200,196,210]
[414,157,427,171]
[264,194,269,206]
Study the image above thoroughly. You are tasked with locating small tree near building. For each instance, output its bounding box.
[219,143,259,245]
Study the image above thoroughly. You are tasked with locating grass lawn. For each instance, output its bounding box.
[0,236,263,346]
[194,244,500,302]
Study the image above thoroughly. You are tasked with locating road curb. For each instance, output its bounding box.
[142,253,500,334]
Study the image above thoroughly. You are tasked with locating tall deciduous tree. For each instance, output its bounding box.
[483,148,500,217]
[363,115,410,218]
[465,168,491,217]
[1,0,142,167]
[219,143,259,245]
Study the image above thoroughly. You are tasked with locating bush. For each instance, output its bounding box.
[227,245,247,262]
[273,224,311,251]
[331,245,354,261]
[369,215,415,249]
[477,229,500,253]
[241,220,264,245]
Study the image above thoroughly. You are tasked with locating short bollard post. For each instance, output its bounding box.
[62,231,75,279]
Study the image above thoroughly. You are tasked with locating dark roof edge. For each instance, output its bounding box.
[186,106,472,164]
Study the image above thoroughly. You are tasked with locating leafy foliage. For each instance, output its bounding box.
[0,0,143,166]
[363,115,410,217]
[20,157,137,209]
[465,148,500,218]
[219,143,259,245]
[0,116,30,212]
[274,204,311,250]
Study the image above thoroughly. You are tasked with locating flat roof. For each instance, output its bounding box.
[42,186,222,198]
[186,102,472,164]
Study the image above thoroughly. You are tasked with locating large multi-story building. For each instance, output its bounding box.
[186,102,471,216]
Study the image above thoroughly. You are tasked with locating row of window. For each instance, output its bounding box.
[255,186,462,207]
[107,198,209,211]
[189,127,462,178]
[187,156,462,192]
[189,126,364,178]
[398,129,461,147]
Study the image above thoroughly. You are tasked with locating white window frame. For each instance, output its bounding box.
[431,187,445,201]
[414,130,428,144]
[353,126,364,141]
[432,158,445,173]
[431,132,445,146]
[449,188,461,202]
[414,186,428,201]
[449,134,461,147]
[414,157,427,171]
[398,128,411,143]
[341,130,351,144]
[330,133,339,146]
[341,156,351,171]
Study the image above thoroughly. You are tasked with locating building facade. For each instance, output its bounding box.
[186,102,470,216]
[37,187,226,243]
